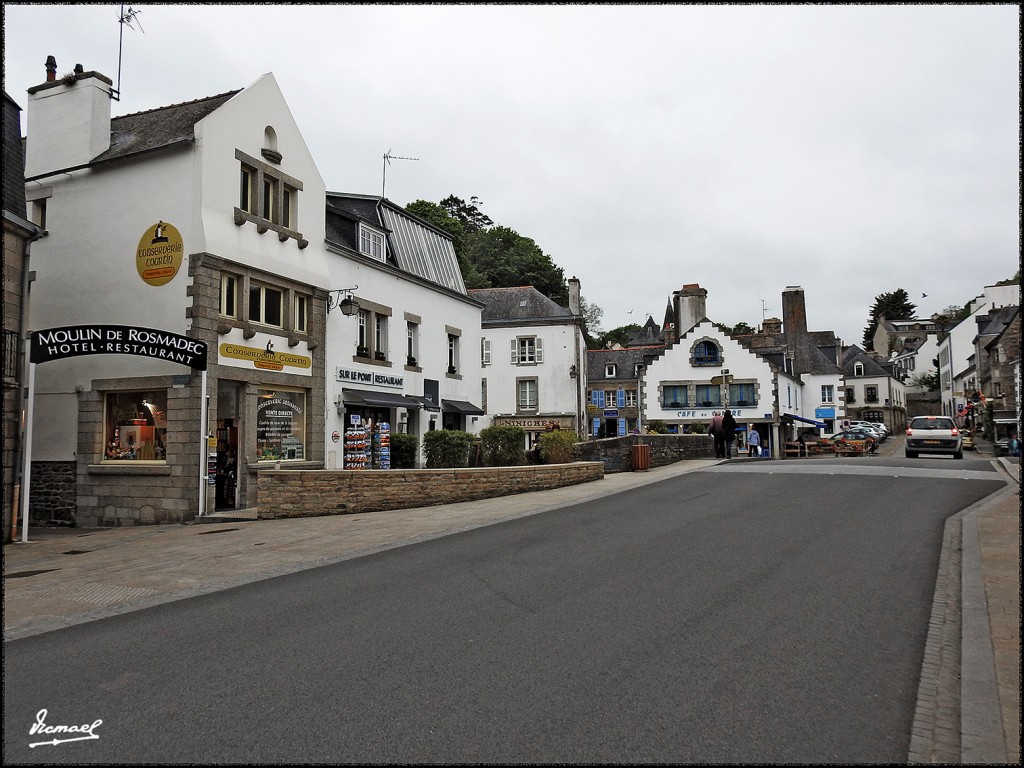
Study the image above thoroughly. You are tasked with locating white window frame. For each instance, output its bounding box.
[294,294,307,333]
[517,378,538,411]
[481,338,491,366]
[821,385,834,403]
[511,336,543,365]
[220,274,239,318]
[375,315,389,359]
[605,363,616,378]
[359,226,386,262]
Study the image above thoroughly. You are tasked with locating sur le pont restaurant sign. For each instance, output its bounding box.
[30,325,208,370]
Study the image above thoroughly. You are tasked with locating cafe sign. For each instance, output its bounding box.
[136,221,184,286]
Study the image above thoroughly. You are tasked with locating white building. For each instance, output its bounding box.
[469,280,588,446]
[21,60,330,525]
[323,193,485,467]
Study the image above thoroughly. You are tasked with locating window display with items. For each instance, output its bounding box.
[256,389,306,461]
[103,391,168,461]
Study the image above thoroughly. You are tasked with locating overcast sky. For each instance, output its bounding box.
[4,3,1020,346]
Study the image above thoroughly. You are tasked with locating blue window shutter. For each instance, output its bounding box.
[598,390,606,408]
[618,418,627,436]
[617,390,625,407]
[592,418,600,436]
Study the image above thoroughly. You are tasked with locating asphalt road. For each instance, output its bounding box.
[3,455,1004,763]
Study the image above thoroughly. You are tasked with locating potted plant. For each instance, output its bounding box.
[356,345,369,357]
[374,351,387,361]
[407,355,417,367]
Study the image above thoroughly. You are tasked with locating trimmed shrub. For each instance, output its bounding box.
[479,425,526,466]
[422,429,474,468]
[539,430,576,464]
[390,432,418,469]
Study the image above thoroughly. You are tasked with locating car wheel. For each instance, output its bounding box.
[906,450,917,459]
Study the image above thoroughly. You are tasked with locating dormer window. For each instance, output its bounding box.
[854,362,864,376]
[605,364,617,377]
[359,226,386,262]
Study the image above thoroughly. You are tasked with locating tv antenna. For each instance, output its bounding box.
[382,150,419,199]
[761,298,774,321]
[112,5,144,101]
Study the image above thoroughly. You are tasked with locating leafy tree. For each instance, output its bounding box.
[715,321,755,337]
[995,269,1020,286]
[464,226,568,305]
[592,324,642,349]
[578,295,603,346]
[862,289,917,350]
[439,195,493,233]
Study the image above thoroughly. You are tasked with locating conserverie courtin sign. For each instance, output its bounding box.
[30,325,208,370]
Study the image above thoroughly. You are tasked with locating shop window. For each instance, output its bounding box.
[220,274,238,318]
[256,389,306,461]
[249,283,283,327]
[103,391,168,461]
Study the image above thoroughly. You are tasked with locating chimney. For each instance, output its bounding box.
[25,57,113,179]
[761,318,782,335]
[782,286,809,374]
[567,275,581,316]
[673,283,707,338]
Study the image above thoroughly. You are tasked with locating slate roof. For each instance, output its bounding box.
[90,90,241,165]
[469,286,575,324]
[586,346,650,384]
[841,345,891,377]
[626,315,665,347]
[976,306,1018,343]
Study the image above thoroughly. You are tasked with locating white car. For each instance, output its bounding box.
[850,422,885,441]
[905,415,963,459]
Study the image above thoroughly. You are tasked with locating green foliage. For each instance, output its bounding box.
[479,425,527,466]
[422,430,474,468]
[995,269,1020,286]
[591,323,643,349]
[440,195,494,233]
[909,371,940,391]
[390,432,418,469]
[464,226,569,306]
[645,420,670,434]
[539,430,576,464]
[862,288,918,350]
[716,321,755,337]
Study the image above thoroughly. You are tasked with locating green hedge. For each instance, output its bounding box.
[422,429,474,468]
[539,430,577,464]
[390,432,418,469]
[479,425,526,466]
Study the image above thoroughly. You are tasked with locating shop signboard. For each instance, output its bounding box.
[136,221,184,286]
[217,329,311,376]
[30,325,207,370]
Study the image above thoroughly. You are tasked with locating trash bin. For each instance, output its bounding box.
[630,443,651,471]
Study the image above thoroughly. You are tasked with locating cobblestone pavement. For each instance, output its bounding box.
[4,445,1019,764]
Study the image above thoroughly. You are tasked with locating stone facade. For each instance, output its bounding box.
[26,461,76,525]
[257,462,605,519]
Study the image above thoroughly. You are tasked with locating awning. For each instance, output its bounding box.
[782,414,827,428]
[342,388,421,409]
[442,399,485,415]
[407,395,441,412]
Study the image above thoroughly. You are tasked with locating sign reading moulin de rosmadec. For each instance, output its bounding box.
[30,325,208,370]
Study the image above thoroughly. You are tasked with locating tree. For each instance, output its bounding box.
[439,195,493,233]
[995,269,1020,286]
[715,321,755,337]
[592,324,642,350]
[463,226,568,305]
[862,289,917,350]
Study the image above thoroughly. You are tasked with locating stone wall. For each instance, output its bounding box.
[573,433,714,472]
[257,462,605,519]
[27,461,77,525]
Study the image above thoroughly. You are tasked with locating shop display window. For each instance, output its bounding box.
[256,389,306,461]
[104,391,168,461]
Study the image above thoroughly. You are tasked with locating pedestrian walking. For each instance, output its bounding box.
[747,425,761,457]
[709,411,725,458]
[722,410,737,458]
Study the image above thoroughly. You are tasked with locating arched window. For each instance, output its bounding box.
[692,339,722,366]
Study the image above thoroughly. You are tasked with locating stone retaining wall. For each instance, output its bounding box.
[257,462,605,519]
[573,433,714,472]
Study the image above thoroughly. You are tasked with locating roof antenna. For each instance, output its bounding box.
[761,298,774,322]
[382,149,419,199]
[112,4,144,101]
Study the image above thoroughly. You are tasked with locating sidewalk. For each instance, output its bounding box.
[3,452,1019,763]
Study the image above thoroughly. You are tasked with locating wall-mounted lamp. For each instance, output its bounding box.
[569,364,578,379]
[327,286,360,316]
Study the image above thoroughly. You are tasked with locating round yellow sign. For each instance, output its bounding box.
[136,221,184,286]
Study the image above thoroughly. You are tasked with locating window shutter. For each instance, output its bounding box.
[618,418,627,436]
[535,338,544,363]
[482,339,491,365]
[617,390,625,408]
[598,390,606,408]
[592,418,601,436]
[510,339,519,364]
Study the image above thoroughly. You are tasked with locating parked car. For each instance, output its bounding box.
[869,422,890,437]
[825,430,878,454]
[905,415,962,459]
[849,422,886,441]
[961,429,975,451]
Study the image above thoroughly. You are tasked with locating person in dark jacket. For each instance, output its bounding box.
[708,412,725,458]
[722,410,738,458]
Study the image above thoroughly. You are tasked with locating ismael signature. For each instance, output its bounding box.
[29,709,103,747]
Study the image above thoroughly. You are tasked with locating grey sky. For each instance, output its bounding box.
[4,3,1019,346]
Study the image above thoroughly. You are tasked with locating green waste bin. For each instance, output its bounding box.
[630,443,651,471]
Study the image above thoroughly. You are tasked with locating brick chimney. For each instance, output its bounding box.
[24,55,113,179]
[673,283,707,338]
